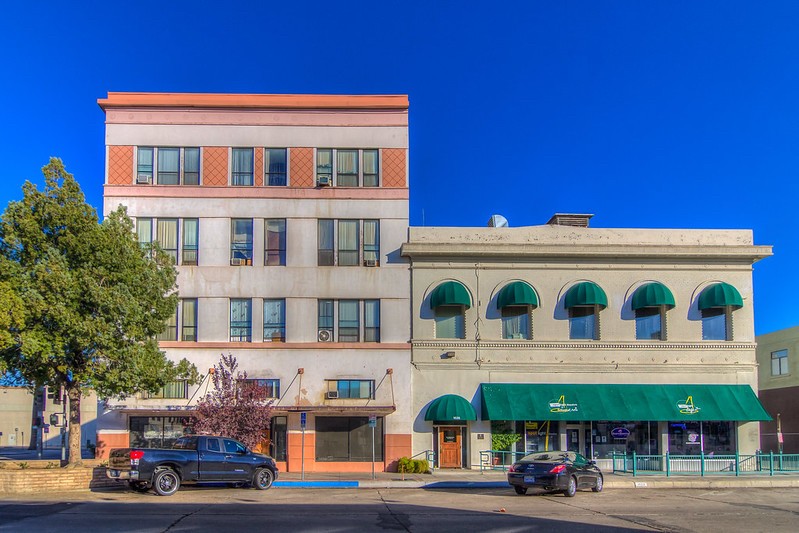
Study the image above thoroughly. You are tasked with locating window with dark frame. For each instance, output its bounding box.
[318,300,380,342]
[264,299,285,342]
[635,307,665,340]
[569,306,599,340]
[137,147,200,185]
[317,219,378,267]
[315,417,384,462]
[771,349,789,376]
[231,148,254,186]
[265,219,286,266]
[315,149,380,187]
[231,219,254,265]
[182,218,199,265]
[230,298,252,342]
[239,378,280,399]
[265,148,287,186]
[181,299,197,342]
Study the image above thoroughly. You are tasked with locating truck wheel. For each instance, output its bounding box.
[253,468,274,490]
[128,481,151,493]
[153,468,181,496]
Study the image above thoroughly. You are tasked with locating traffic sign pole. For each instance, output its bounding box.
[300,412,307,481]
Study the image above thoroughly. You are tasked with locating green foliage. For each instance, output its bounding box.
[396,457,431,474]
[0,158,198,462]
[17,462,29,469]
[491,432,521,452]
[45,462,58,469]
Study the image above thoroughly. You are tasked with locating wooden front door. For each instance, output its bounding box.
[439,427,462,468]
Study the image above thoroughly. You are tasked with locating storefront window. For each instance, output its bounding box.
[129,416,191,448]
[668,421,735,455]
[702,421,735,454]
[592,421,658,458]
[315,417,384,462]
[523,421,559,454]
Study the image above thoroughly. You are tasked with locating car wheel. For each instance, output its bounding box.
[514,486,528,495]
[128,480,151,493]
[592,474,603,493]
[153,468,181,497]
[253,468,274,490]
[563,476,577,497]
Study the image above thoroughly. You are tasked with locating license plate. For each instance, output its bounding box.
[524,476,535,484]
[110,470,120,477]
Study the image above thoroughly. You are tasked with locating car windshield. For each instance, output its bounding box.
[521,451,576,463]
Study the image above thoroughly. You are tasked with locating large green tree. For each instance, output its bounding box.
[0,158,197,464]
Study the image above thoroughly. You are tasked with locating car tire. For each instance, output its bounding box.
[563,476,577,497]
[514,486,528,495]
[592,474,603,493]
[128,480,150,493]
[153,468,181,497]
[253,468,274,490]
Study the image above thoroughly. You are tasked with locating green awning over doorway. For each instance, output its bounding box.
[698,282,743,310]
[430,281,472,309]
[425,394,477,422]
[631,282,676,310]
[497,281,539,309]
[479,383,771,422]
[564,282,608,309]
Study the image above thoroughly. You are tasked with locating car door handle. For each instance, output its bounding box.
[224,455,233,459]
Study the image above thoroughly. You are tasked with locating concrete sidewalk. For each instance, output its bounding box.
[274,468,799,490]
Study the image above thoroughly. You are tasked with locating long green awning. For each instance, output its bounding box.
[699,282,743,310]
[480,383,771,422]
[425,394,477,421]
[497,281,539,309]
[632,282,676,310]
[564,282,608,309]
[430,281,472,309]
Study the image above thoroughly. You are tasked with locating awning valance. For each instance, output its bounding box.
[430,281,472,309]
[497,281,539,309]
[425,394,477,422]
[698,282,743,310]
[632,282,676,310]
[480,383,771,422]
[564,281,607,309]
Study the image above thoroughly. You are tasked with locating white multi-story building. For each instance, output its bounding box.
[401,214,772,469]
[96,93,411,473]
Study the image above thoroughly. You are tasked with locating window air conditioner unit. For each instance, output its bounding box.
[318,329,333,342]
[364,259,378,267]
[326,390,339,399]
[317,176,332,187]
[231,258,244,266]
[136,175,152,184]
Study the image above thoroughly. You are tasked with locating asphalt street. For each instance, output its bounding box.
[1,486,798,532]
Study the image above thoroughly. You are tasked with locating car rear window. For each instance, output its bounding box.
[522,452,575,463]
[172,436,198,450]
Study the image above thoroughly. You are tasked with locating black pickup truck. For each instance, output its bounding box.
[106,435,279,496]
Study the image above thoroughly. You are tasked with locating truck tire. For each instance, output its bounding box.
[253,468,274,490]
[153,468,181,496]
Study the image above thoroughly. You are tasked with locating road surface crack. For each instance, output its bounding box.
[377,490,412,531]
[161,506,204,532]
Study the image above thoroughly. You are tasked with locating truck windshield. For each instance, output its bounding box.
[172,436,198,450]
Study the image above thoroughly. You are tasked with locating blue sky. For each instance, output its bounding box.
[1,1,796,335]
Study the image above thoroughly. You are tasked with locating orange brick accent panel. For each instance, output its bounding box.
[108,146,134,185]
[384,433,413,472]
[287,430,314,473]
[95,432,129,459]
[290,148,314,187]
[254,147,264,187]
[381,149,407,188]
[203,147,229,186]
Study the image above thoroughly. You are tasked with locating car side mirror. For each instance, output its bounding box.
[588,460,596,466]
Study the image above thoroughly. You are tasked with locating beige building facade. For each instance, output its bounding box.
[401,215,772,469]
[96,93,412,472]
[756,326,799,453]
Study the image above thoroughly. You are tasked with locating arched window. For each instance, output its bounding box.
[430,281,471,339]
[698,283,743,341]
[564,282,607,340]
[497,281,538,340]
[631,282,675,341]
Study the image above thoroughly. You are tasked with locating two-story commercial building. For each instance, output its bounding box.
[95,92,412,473]
[756,326,799,453]
[401,214,772,469]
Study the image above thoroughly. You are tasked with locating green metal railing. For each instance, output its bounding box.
[611,451,799,476]
[479,450,528,472]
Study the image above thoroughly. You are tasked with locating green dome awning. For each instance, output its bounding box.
[698,282,743,310]
[564,281,607,309]
[497,281,539,309]
[430,281,472,309]
[632,282,676,310]
[424,394,477,422]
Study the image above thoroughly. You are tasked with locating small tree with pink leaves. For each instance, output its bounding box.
[192,353,273,450]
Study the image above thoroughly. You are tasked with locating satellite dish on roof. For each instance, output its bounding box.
[488,214,509,228]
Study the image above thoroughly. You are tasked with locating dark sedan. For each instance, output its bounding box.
[507,451,603,497]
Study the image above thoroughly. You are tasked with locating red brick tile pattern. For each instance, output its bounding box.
[290,147,314,187]
[203,147,229,186]
[254,147,264,187]
[108,146,134,185]
[381,148,407,188]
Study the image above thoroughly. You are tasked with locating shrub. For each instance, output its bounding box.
[413,459,430,474]
[397,457,413,474]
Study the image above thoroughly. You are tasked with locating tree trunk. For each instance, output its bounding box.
[67,386,82,466]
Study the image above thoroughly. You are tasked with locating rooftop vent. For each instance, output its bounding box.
[546,213,593,228]
[487,214,509,227]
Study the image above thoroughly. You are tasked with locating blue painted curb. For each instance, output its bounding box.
[274,481,359,488]
[422,481,509,489]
